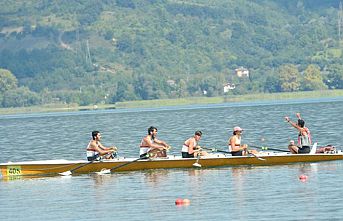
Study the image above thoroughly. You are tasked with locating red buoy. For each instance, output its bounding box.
[299,175,308,181]
[175,198,183,205]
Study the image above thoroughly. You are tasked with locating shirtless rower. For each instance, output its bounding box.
[86,131,117,161]
[139,126,170,158]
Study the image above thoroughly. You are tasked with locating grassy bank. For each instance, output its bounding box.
[115,90,343,108]
[0,103,116,115]
[0,90,342,115]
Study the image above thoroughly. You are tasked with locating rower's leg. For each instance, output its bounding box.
[288,145,298,154]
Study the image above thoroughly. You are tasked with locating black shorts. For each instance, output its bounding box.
[298,146,310,154]
[140,153,149,159]
[231,150,243,156]
[182,152,195,158]
[87,154,100,161]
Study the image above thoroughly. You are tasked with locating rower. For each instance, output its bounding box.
[86,131,117,161]
[182,131,208,158]
[139,126,170,158]
[228,126,258,156]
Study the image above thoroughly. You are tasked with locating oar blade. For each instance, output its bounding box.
[96,168,111,175]
[192,162,202,167]
[59,171,72,176]
[250,153,266,161]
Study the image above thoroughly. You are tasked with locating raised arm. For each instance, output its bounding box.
[285,116,301,131]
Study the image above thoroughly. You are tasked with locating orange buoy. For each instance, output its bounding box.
[182,199,191,205]
[175,198,183,205]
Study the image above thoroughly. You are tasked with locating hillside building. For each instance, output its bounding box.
[235,67,249,78]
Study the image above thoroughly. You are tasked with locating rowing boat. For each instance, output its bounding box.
[1,151,343,178]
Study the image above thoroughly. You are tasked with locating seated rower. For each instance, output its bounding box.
[287,140,298,153]
[228,126,258,156]
[182,131,208,158]
[139,126,170,158]
[316,145,336,154]
[86,131,117,161]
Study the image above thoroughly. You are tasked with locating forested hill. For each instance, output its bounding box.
[0,0,343,108]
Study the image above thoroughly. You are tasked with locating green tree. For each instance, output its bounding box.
[325,64,343,89]
[0,69,18,93]
[278,64,301,92]
[115,82,137,102]
[176,79,189,98]
[302,64,327,91]
[264,74,281,93]
[2,87,40,107]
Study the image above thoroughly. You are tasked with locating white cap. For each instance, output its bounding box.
[233,126,243,132]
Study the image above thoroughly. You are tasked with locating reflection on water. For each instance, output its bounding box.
[90,173,113,186]
[143,170,171,187]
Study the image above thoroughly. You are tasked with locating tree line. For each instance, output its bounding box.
[0,0,343,107]
[1,61,342,107]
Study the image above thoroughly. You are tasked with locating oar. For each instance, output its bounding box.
[96,153,148,175]
[247,152,266,161]
[202,147,232,154]
[59,156,100,176]
[202,147,265,161]
[249,145,290,153]
[192,153,202,168]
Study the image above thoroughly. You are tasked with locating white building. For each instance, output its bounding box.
[235,67,249,78]
[223,83,236,93]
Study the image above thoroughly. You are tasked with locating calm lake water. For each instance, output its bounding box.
[1,98,343,221]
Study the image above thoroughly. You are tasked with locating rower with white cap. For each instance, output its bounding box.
[228,126,258,156]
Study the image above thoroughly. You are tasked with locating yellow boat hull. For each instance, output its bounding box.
[1,153,343,177]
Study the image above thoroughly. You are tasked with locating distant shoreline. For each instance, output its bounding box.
[0,90,342,115]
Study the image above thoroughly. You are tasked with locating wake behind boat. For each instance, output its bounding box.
[1,151,343,178]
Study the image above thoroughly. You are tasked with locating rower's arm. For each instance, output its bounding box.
[285,117,301,130]
[99,143,117,151]
[154,138,169,148]
[145,138,164,149]
[94,142,113,155]
[187,139,197,154]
